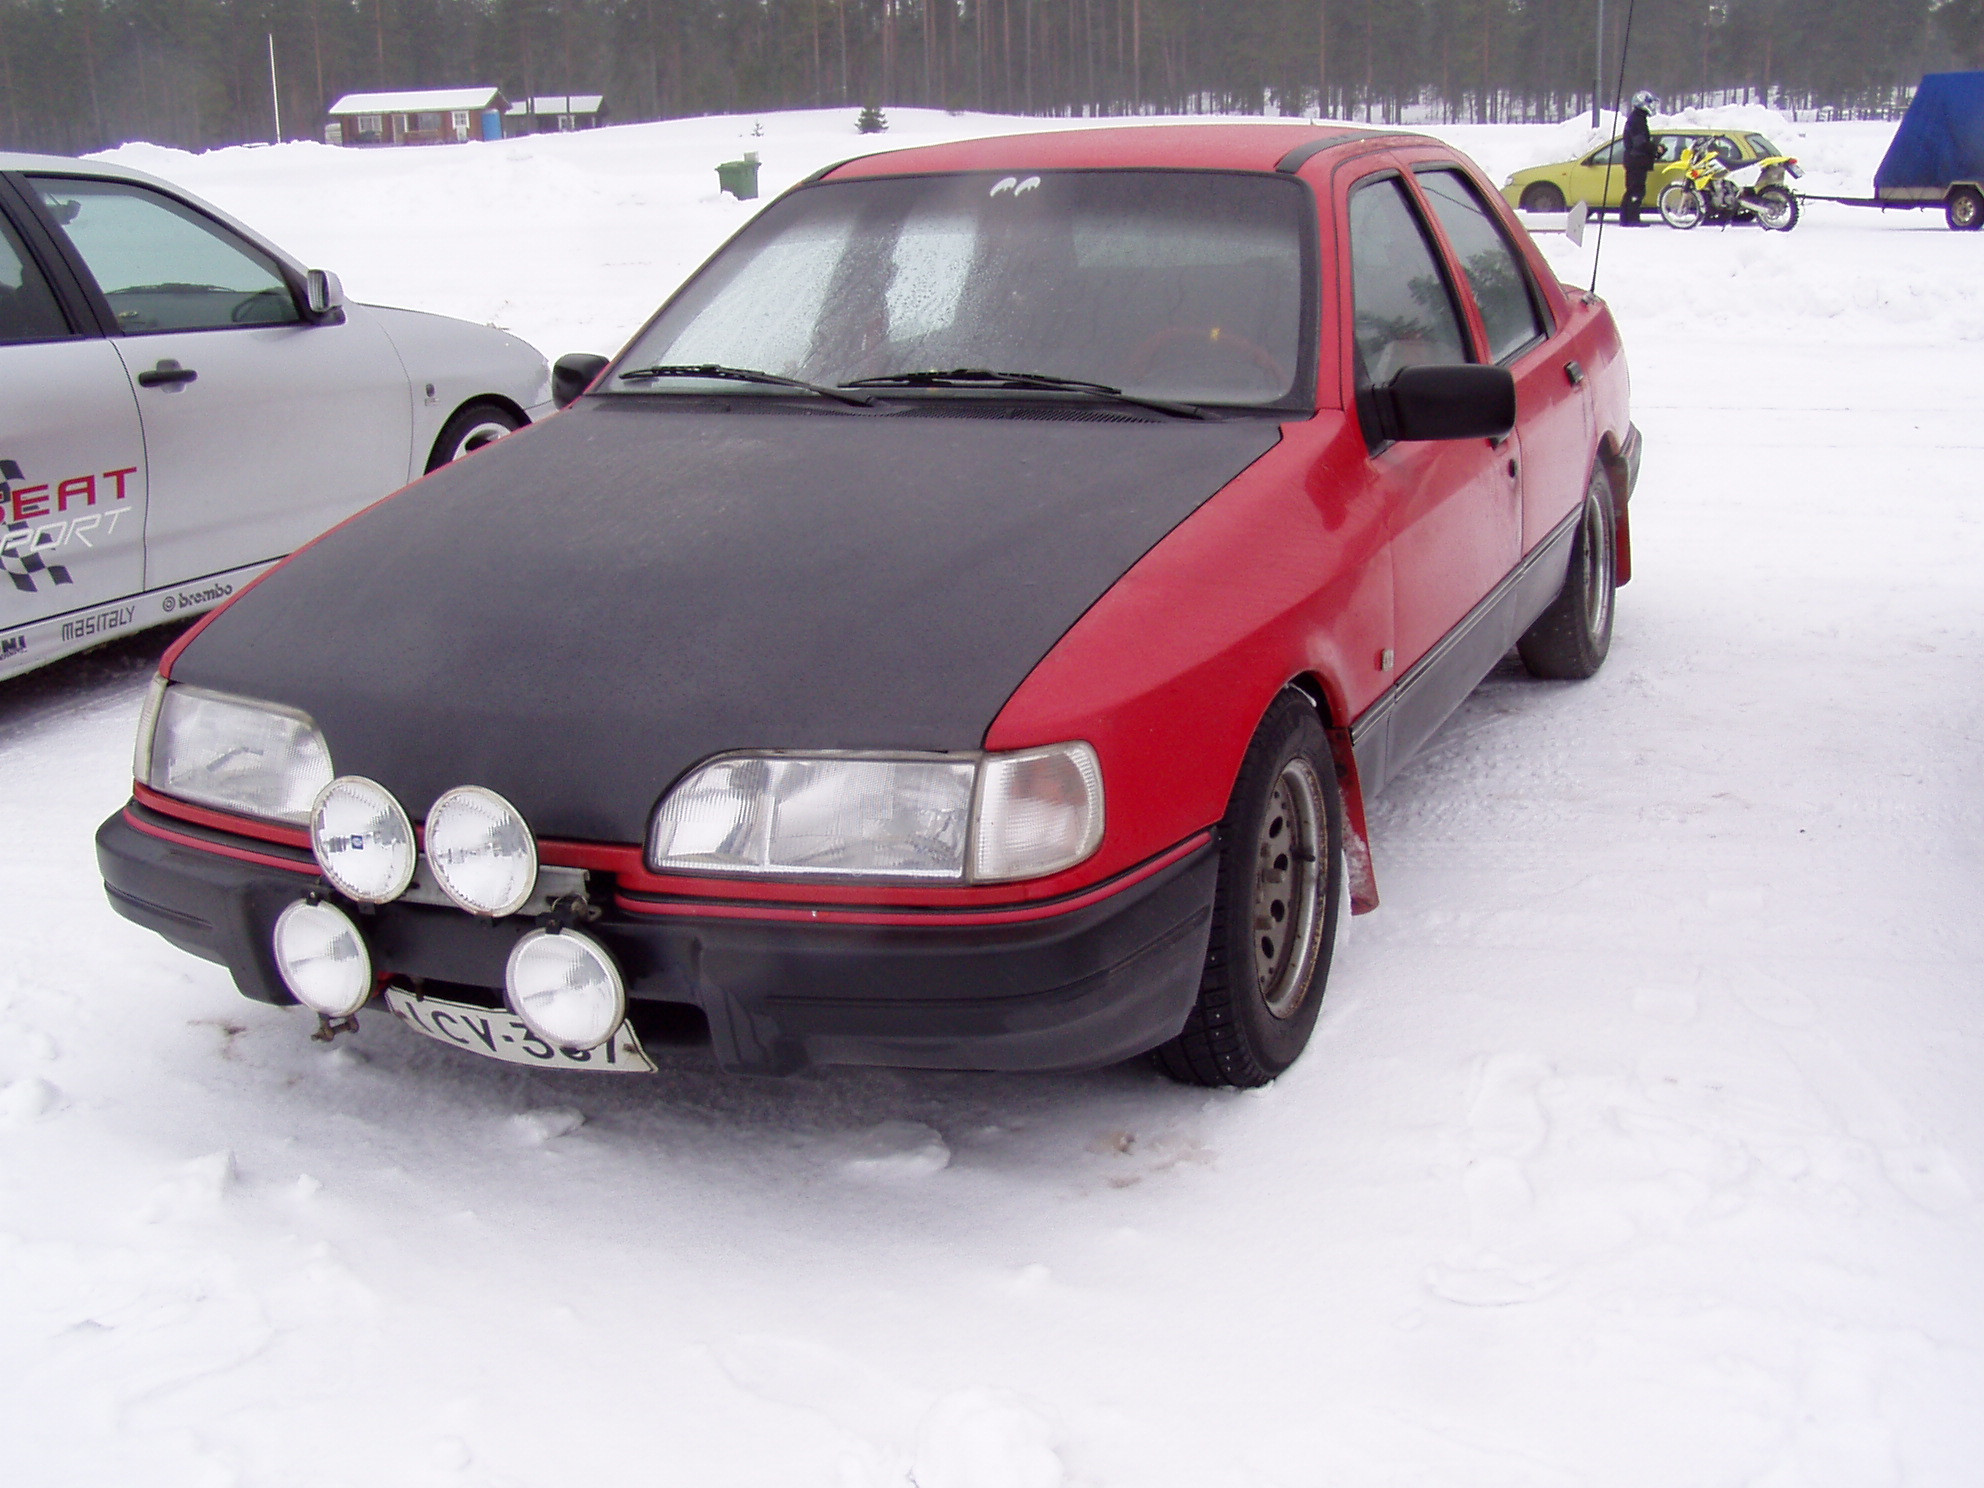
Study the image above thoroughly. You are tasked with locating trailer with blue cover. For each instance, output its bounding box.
[1803,71,1984,230]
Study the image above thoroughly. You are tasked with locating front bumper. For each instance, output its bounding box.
[97,802,1218,1077]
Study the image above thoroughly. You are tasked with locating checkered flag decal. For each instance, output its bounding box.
[0,459,72,594]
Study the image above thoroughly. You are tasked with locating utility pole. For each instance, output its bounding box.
[268,33,283,142]
[1592,0,1604,126]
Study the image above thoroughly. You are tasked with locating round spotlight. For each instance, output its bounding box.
[424,786,537,918]
[505,929,626,1051]
[310,776,416,903]
[272,898,373,1017]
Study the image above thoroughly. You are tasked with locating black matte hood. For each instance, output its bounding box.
[172,399,1280,843]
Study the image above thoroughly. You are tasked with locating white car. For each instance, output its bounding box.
[1,153,552,679]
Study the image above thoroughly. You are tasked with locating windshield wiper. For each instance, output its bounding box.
[840,368,1211,420]
[617,363,875,407]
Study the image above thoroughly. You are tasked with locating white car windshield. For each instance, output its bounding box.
[614,169,1313,409]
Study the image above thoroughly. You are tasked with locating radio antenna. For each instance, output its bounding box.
[1589,0,1641,294]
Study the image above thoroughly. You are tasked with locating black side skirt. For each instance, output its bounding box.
[1350,507,1582,794]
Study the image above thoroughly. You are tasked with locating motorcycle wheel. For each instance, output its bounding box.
[1755,185,1799,231]
[1659,184,1702,230]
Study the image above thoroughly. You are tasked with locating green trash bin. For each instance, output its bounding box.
[716,152,761,200]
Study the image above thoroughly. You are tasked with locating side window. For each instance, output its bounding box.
[29,176,300,334]
[1654,135,1679,162]
[0,213,71,345]
[1586,140,1623,167]
[1347,176,1468,391]
[1415,169,1546,364]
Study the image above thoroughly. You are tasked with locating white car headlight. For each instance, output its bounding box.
[646,743,1103,884]
[272,897,373,1016]
[140,681,334,825]
[425,785,538,917]
[310,776,416,903]
[506,928,625,1050]
[649,754,976,879]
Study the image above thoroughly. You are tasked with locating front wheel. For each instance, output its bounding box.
[1754,185,1799,231]
[426,400,524,472]
[1658,184,1702,230]
[1154,693,1345,1089]
[1518,467,1617,681]
[1948,186,1984,231]
[1519,181,1568,213]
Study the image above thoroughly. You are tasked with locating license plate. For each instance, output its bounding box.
[384,987,656,1073]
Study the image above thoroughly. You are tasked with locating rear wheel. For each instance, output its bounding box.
[1154,693,1345,1089]
[427,400,523,472]
[1518,466,1616,681]
[1519,182,1568,213]
[1947,186,1983,231]
[1658,184,1702,229]
[1754,185,1799,231]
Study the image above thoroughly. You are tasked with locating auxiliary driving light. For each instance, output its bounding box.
[424,785,537,917]
[310,776,416,903]
[272,898,373,1017]
[505,929,626,1051]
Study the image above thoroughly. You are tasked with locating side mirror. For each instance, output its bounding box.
[1370,364,1516,443]
[304,268,346,322]
[553,352,611,409]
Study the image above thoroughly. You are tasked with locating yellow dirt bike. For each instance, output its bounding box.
[1658,145,1803,231]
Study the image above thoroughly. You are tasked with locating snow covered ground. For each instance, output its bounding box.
[2,109,1981,1487]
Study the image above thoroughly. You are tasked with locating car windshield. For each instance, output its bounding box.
[614,170,1313,408]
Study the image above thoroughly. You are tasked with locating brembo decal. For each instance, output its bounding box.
[161,580,232,615]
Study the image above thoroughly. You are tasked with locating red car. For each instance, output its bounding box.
[97,124,1638,1088]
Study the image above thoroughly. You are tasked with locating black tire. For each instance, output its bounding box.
[426,400,523,472]
[1518,466,1617,681]
[1519,181,1568,213]
[1154,692,1345,1088]
[1658,183,1702,230]
[1947,186,1983,231]
[1754,185,1799,231]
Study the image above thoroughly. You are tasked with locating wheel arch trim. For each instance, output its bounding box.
[1282,676,1379,914]
[425,394,531,471]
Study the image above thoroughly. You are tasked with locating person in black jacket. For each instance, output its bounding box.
[1619,91,1659,225]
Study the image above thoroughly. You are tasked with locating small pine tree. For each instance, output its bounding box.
[856,103,888,134]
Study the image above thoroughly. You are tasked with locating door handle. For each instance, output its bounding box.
[1564,360,1585,386]
[137,360,198,388]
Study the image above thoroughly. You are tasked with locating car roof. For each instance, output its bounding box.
[0,150,307,276]
[823,122,1434,180]
[0,149,176,180]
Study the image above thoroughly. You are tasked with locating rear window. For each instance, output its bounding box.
[617,170,1314,409]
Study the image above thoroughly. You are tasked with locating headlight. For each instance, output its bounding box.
[272,898,373,1016]
[140,682,333,824]
[506,928,625,1050]
[310,776,416,903]
[646,743,1103,884]
[425,785,538,917]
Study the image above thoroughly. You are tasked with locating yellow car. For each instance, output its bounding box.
[1503,130,1788,212]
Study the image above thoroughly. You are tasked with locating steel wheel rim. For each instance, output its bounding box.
[1582,488,1614,638]
[1251,757,1328,1020]
[453,420,513,460]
